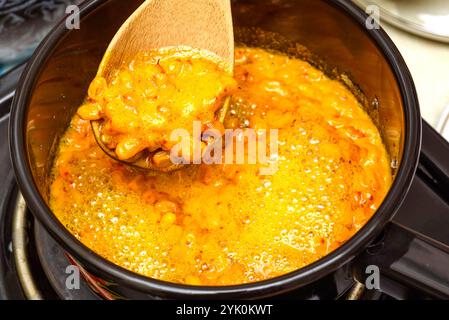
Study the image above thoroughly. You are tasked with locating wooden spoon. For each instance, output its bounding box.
[91,0,234,172]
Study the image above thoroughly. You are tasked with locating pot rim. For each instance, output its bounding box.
[9,0,421,298]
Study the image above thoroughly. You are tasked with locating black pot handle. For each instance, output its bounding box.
[353,121,449,299]
[353,221,449,299]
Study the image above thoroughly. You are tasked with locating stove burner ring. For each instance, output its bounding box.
[346,282,365,300]
[11,191,101,300]
[11,192,43,300]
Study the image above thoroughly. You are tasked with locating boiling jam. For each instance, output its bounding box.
[49,47,392,285]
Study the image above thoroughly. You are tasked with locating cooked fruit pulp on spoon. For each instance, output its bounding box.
[77,47,236,161]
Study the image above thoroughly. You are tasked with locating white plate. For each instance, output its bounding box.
[353,0,449,43]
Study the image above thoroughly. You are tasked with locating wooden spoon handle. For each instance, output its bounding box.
[99,0,234,80]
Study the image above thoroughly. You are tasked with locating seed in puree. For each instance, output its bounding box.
[49,47,392,286]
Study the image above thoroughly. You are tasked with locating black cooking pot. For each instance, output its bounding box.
[9,0,428,299]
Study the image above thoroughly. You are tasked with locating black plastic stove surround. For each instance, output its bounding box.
[0,61,449,300]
